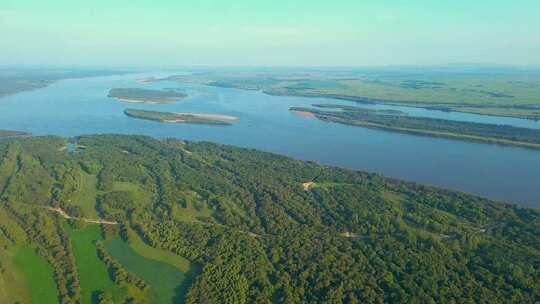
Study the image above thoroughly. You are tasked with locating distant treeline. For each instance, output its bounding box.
[290,105,540,149]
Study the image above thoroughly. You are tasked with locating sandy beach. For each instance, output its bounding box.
[290,110,317,118]
[175,112,239,120]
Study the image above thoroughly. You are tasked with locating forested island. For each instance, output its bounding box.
[108,88,187,104]
[124,108,236,125]
[290,104,540,149]
[0,134,538,303]
[0,130,31,138]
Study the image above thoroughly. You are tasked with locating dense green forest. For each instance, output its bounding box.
[290,104,540,149]
[0,134,538,303]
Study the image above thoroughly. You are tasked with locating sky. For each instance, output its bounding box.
[1,0,539,67]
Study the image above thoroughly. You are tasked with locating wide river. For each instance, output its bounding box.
[1,72,539,207]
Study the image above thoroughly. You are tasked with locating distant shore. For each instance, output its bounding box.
[174,112,239,121]
[108,88,187,104]
[116,98,159,104]
[124,108,236,126]
[0,130,31,138]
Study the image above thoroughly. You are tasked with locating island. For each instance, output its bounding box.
[290,104,540,149]
[108,88,187,104]
[124,108,237,125]
[154,68,540,120]
[0,134,538,303]
[0,129,31,138]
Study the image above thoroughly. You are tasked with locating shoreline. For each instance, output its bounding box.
[290,108,540,151]
[174,112,239,121]
[115,97,159,104]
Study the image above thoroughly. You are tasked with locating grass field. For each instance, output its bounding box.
[65,224,126,304]
[127,227,193,273]
[0,247,31,304]
[113,181,152,206]
[105,236,197,304]
[0,209,40,304]
[13,245,58,304]
[69,172,99,218]
[162,69,540,119]
[171,191,215,223]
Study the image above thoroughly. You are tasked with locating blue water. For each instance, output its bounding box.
[1,72,539,207]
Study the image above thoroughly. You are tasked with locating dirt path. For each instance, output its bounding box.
[45,207,118,225]
[302,182,315,191]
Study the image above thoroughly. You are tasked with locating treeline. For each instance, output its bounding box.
[95,241,149,291]
[290,105,540,148]
[3,203,81,303]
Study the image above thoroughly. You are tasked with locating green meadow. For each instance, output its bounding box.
[65,224,126,304]
[167,71,540,119]
[105,236,197,304]
[69,172,99,218]
[12,245,58,304]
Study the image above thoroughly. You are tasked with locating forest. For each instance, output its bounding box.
[0,134,538,303]
[290,104,540,149]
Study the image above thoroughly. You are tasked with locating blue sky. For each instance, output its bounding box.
[1,0,539,66]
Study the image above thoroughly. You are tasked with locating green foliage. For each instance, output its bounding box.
[0,134,538,303]
[65,224,126,304]
[13,245,58,304]
[161,70,540,119]
[105,237,192,304]
[96,241,149,291]
[290,105,540,149]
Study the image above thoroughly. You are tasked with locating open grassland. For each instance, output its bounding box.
[0,247,31,304]
[160,69,540,119]
[65,224,126,304]
[13,245,58,304]
[171,191,215,223]
[113,181,152,205]
[0,209,35,304]
[105,237,196,304]
[69,172,99,218]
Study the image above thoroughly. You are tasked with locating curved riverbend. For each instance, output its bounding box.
[0,72,539,207]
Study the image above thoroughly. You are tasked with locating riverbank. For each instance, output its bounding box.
[290,105,540,150]
[0,130,31,138]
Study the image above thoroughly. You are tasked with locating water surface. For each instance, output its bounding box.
[0,72,539,207]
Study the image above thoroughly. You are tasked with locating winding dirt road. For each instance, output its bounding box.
[46,207,118,225]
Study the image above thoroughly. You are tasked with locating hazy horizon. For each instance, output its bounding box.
[2,1,539,67]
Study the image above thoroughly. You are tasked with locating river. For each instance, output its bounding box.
[1,72,539,207]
